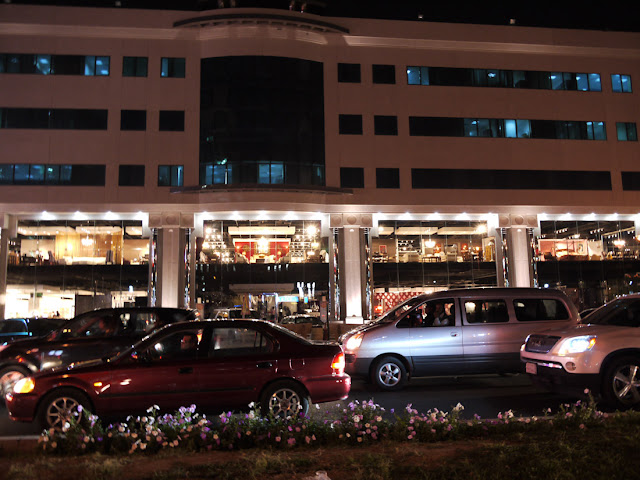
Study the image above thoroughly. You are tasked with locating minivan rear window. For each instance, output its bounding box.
[464,300,509,324]
[513,299,569,322]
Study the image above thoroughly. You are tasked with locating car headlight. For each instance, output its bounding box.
[345,332,364,351]
[13,377,35,394]
[557,335,597,355]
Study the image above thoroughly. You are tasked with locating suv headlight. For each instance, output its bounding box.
[344,333,364,351]
[557,335,597,355]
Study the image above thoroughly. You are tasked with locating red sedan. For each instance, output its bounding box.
[6,320,350,429]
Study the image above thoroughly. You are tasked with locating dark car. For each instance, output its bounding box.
[5,319,351,429]
[0,307,198,399]
[0,317,67,344]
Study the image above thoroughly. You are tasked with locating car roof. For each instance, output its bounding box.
[413,287,571,300]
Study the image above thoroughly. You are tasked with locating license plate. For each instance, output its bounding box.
[526,362,537,375]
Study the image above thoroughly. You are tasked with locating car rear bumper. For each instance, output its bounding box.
[305,374,351,403]
[5,392,38,423]
[521,358,601,396]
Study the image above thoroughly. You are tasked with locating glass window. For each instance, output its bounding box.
[407,66,421,85]
[144,328,203,362]
[0,165,13,184]
[208,327,274,357]
[513,299,569,321]
[159,110,185,131]
[516,119,531,138]
[119,165,145,186]
[340,167,364,188]
[337,63,360,83]
[270,163,284,184]
[13,164,29,183]
[505,119,517,138]
[122,56,148,77]
[258,163,270,184]
[376,168,400,189]
[160,57,186,78]
[374,115,398,135]
[550,72,564,90]
[339,114,363,135]
[35,55,51,75]
[576,73,589,91]
[120,110,146,131]
[464,119,478,137]
[464,300,509,324]
[612,74,633,93]
[158,165,184,187]
[617,122,638,141]
[588,73,601,91]
[372,64,395,84]
[29,164,45,183]
[45,165,59,184]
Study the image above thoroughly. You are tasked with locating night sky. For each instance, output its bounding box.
[4,0,640,32]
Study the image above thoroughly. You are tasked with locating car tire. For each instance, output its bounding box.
[371,356,407,391]
[602,356,640,410]
[0,365,30,401]
[37,388,92,430]
[260,380,310,418]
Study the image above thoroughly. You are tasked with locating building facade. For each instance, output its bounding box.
[1,4,639,321]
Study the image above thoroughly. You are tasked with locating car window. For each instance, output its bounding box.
[397,299,456,328]
[0,320,27,334]
[585,299,640,327]
[513,299,570,321]
[59,312,117,338]
[208,327,274,357]
[464,299,509,324]
[144,328,204,362]
[117,312,158,334]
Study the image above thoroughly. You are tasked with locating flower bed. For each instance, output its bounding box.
[38,392,631,456]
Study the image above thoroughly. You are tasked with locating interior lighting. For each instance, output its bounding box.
[307,225,318,236]
[614,239,626,247]
[81,236,94,247]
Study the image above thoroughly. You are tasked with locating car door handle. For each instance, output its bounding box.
[450,332,458,337]
[256,362,273,369]
[178,367,193,374]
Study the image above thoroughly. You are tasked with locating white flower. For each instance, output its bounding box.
[453,403,465,412]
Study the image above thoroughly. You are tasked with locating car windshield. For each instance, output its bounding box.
[371,296,426,325]
[584,298,640,327]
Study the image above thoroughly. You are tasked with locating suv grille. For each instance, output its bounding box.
[525,334,560,353]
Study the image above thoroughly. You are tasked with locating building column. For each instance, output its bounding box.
[148,213,194,308]
[330,213,373,324]
[497,214,537,288]
[0,214,17,319]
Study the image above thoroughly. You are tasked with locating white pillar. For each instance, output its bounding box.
[343,227,364,323]
[506,227,533,287]
[157,227,184,308]
[0,214,17,319]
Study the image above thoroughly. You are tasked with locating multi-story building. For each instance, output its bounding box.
[1,3,639,321]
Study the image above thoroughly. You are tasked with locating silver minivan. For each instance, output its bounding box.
[341,288,579,390]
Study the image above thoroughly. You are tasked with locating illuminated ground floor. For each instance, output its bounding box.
[2,210,640,320]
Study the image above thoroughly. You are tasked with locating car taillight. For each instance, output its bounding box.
[331,352,345,375]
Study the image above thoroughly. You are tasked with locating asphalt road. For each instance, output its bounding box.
[0,374,577,437]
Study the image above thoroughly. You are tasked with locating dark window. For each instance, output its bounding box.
[0,164,107,186]
[622,172,640,190]
[120,110,146,131]
[372,64,395,84]
[160,57,185,78]
[199,56,325,187]
[122,56,148,77]
[412,168,611,191]
[119,165,145,186]
[376,168,399,189]
[159,110,185,131]
[64,165,106,186]
[158,165,184,186]
[338,63,361,83]
[374,115,398,135]
[0,108,107,130]
[409,117,464,136]
[339,114,363,135]
[340,167,364,188]
[513,299,569,321]
[51,55,110,76]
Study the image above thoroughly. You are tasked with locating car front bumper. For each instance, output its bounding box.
[5,392,38,423]
[521,357,601,396]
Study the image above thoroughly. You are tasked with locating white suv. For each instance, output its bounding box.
[521,294,640,409]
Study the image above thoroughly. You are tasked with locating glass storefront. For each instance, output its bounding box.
[6,219,149,318]
[371,219,498,313]
[195,219,329,319]
[535,220,640,308]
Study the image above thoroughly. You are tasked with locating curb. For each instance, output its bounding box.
[0,436,40,453]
